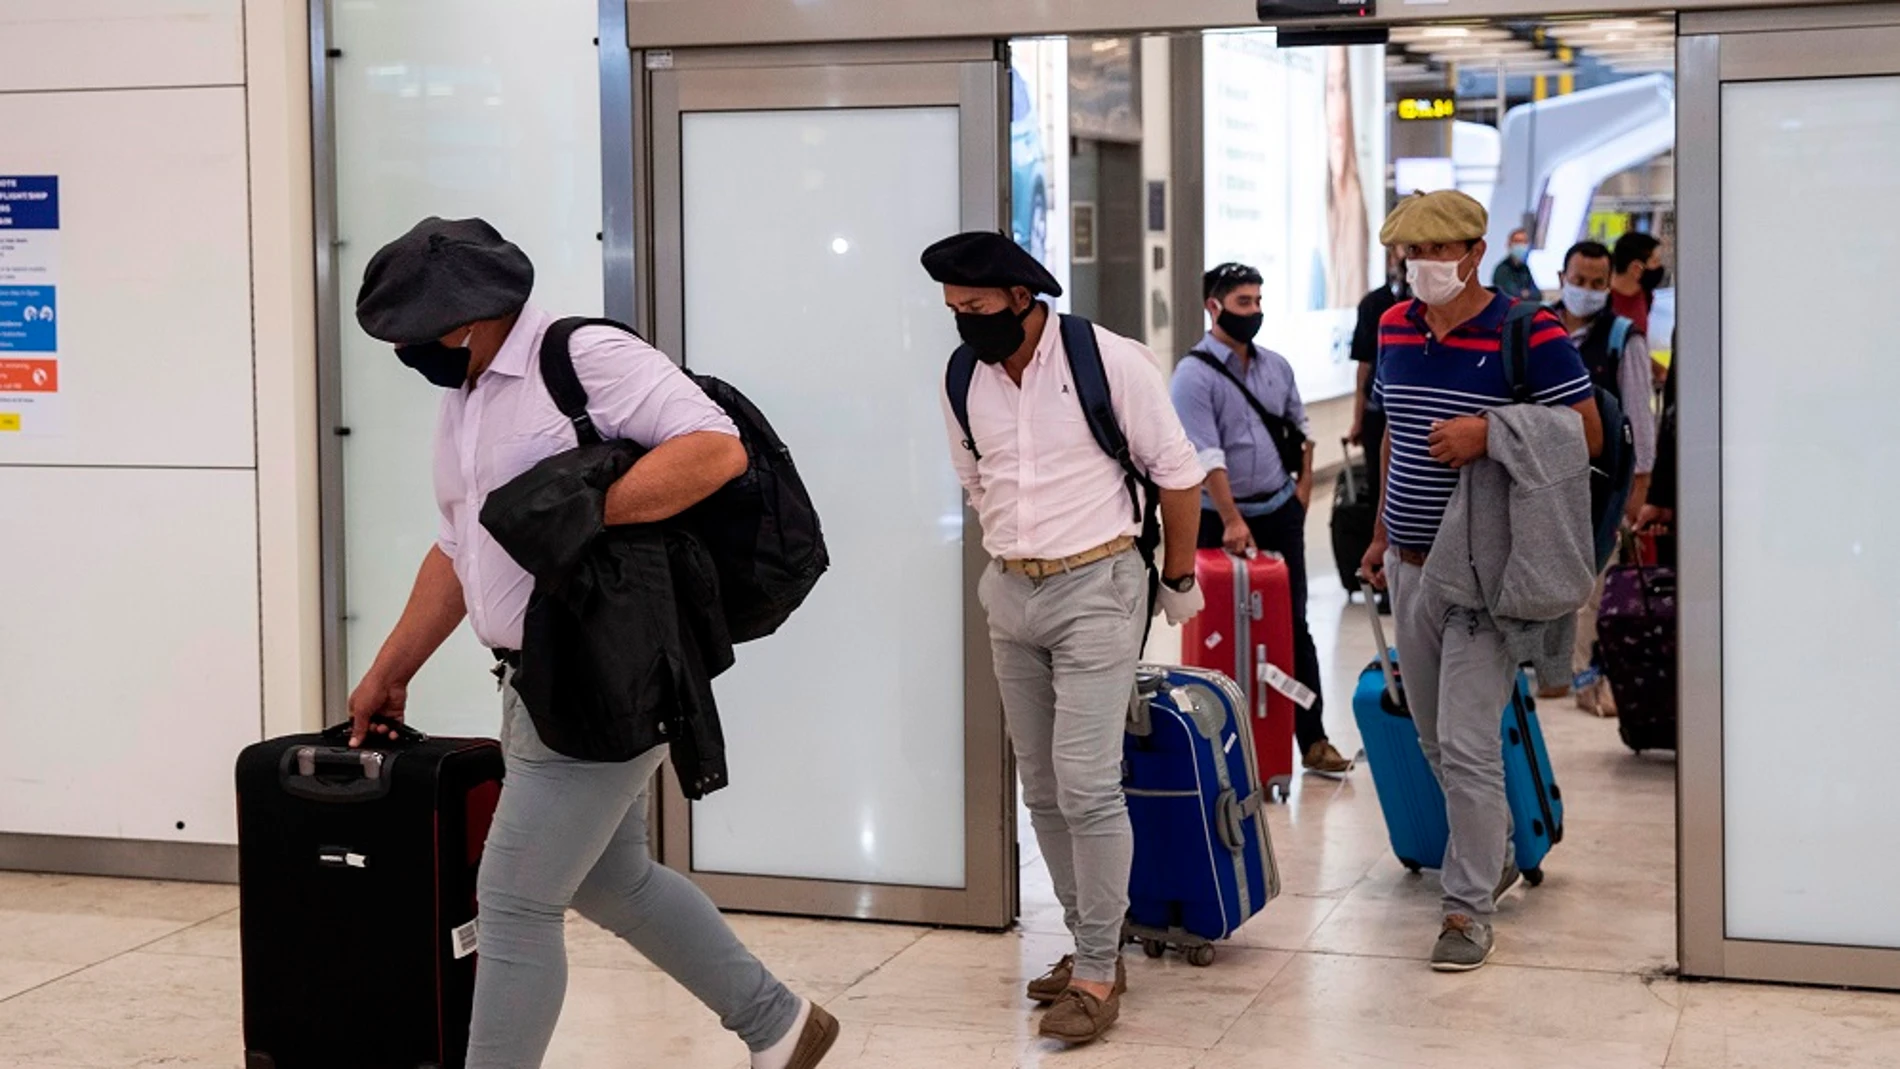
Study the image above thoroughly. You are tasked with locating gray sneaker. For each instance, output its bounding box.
[1494,861,1523,904]
[1430,914,1495,972]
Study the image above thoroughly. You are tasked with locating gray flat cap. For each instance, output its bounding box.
[355,216,534,344]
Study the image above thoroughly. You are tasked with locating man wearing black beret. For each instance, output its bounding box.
[350,216,840,1069]
[924,230,1206,1045]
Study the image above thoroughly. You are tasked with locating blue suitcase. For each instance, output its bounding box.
[1123,664,1281,967]
[1350,591,1564,884]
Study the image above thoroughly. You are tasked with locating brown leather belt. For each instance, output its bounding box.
[1397,548,1429,567]
[1000,536,1136,581]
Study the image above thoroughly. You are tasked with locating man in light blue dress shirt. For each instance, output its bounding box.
[1170,262,1351,776]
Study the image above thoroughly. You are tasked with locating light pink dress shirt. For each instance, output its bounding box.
[941,306,1205,562]
[433,304,738,650]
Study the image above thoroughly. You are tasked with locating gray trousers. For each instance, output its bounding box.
[980,550,1147,985]
[465,681,802,1068]
[1387,554,1517,921]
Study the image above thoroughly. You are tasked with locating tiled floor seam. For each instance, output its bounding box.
[0,907,238,1005]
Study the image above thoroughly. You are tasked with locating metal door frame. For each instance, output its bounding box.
[626,41,1017,929]
[1676,2,1900,990]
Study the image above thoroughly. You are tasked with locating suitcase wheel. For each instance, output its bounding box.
[1524,867,1545,887]
[1400,858,1424,874]
[1185,944,1217,968]
[1141,939,1166,959]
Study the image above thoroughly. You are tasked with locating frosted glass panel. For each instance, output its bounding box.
[1722,76,1900,947]
[331,0,601,737]
[682,108,968,888]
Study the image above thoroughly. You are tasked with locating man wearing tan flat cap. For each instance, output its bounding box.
[1359,190,1603,972]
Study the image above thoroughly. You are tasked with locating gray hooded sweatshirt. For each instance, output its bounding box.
[1421,403,1596,686]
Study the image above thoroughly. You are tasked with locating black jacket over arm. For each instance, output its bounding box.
[479,441,736,798]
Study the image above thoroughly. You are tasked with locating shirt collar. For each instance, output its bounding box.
[1404,291,1513,335]
[1197,331,1245,366]
[483,303,550,380]
[1028,300,1059,364]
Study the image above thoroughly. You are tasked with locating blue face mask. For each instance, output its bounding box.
[1509,242,1531,264]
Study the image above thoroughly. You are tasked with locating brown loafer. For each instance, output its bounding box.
[1027,955,1126,1005]
[783,1003,840,1069]
[1038,986,1120,1045]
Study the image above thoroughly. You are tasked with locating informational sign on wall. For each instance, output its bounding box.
[0,175,61,434]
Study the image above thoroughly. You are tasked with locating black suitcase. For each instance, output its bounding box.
[237,720,504,1069]
[1330,438,1376,595]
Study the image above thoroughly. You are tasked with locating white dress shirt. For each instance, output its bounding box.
[433,304,738,650]
[941,305,1205,561]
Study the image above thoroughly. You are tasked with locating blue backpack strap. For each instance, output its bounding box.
[1060,313,1161,633]
[1500,300,1542,404]
[1608,316,1634,366]
[1058,315,1136,485]
[944,345,982,461]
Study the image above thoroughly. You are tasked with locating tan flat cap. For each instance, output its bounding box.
[1379,190,1488,246]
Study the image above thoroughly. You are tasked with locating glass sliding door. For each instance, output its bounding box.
[1677,5,1900,990]
[643,44,1014,927]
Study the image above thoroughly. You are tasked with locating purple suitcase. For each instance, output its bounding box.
[1597,563,1677,753]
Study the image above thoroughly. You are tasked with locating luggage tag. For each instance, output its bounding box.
[1259,662,1318,710]
[451,919,480,960]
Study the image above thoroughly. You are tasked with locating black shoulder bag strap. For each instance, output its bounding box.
[1186,348,1309,478]
[539,316,646,447]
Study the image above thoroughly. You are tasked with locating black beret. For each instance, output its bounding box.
[920,231,1062,297]
[355,217,535,344]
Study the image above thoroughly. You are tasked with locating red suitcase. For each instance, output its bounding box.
[1180,548,1297,801]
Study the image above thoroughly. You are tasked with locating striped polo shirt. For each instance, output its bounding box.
[1371,293,1593,551]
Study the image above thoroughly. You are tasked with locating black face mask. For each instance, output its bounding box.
[1217,308,1265,345]
[397,337,473,388]
[956,302,1036,365]
[1640,266,1667,292]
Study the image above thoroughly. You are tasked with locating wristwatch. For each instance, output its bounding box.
[1161,573,1197,594]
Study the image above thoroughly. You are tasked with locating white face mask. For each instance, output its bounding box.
[1561,283,1610,319]
[1406,257,1470,307]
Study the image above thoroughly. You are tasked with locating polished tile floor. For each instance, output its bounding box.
[4,508,1898,1067]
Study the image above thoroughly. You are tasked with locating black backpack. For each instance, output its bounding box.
[944,314,1160,600]
[537,317,828,643]
[1500,301,1635,571]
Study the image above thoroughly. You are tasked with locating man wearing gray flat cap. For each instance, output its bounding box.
[1362,191,1603,974]
[350,216,839,1069]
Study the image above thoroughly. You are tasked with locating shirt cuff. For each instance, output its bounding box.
[1195,446,1227,473]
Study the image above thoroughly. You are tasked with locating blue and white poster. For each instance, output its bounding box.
[0,175,61,434]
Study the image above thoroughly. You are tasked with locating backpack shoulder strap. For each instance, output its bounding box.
[1500,300,1541,404]
[1059,314,1136,477]
[944,345,982,462]
[1608,316,1634,364]
[1060,313,1160,640]
[539,316,644,447]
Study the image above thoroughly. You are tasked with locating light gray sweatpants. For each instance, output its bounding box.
[979,550,1147,985]
[1387,553,1517,922]
[464,679,802,1068]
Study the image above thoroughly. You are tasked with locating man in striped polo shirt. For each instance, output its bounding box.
[1360,191,1603,972]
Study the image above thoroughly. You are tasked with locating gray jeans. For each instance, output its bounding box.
[465,680,802,1068]
[1387,553,1517,921]
[980,550,1146,985]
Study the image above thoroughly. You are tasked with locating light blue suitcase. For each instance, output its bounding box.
[1350,589,1564,883]
[1123,664,1281,966]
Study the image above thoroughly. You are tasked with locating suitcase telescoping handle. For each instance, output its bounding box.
[1359,578,1403,707]
[282,717,428,803]
[1340,437,1360,499]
